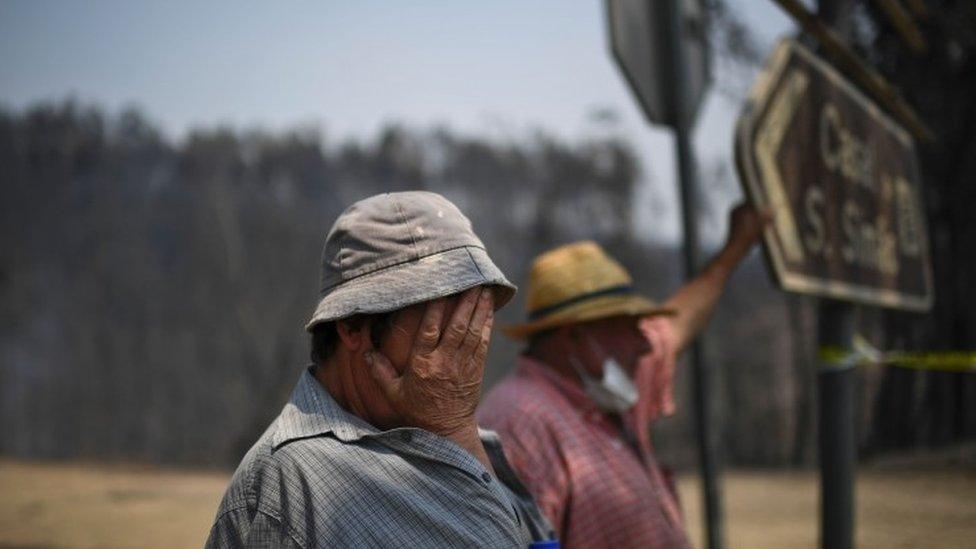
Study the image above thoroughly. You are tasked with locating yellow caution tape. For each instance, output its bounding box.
[819,335,976,373]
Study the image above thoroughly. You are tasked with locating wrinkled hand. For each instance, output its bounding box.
[726,201,772,254]
[366,287,494,437]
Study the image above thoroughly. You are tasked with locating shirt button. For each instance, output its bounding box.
[400,431,413,443]
[481,472,492,483]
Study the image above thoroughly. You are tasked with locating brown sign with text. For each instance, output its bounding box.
[736,39,933,311]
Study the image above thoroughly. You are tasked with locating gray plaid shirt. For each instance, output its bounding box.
[207,367,550,548]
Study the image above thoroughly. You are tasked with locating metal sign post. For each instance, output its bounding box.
[817,298,855,549]
[659,2,723,548]
[606,1,719,547]
[815,8,854,547]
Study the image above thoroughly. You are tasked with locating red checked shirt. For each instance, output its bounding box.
[478,317,690,549]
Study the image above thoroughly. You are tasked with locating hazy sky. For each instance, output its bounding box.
[0,0,794,242]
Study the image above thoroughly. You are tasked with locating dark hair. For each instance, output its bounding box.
[309,312,395,365]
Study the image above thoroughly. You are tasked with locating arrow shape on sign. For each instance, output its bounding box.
[755,67,809,264]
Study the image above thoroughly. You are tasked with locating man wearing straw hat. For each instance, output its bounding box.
[478,203,768,548]
[208,191,553,548]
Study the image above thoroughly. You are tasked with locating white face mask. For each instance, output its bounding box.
[569,337,638,414]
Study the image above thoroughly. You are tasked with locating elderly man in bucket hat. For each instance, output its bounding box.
[478,203,769,548]
[207,191,553,548]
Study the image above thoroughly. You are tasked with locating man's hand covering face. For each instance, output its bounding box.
[366,287,494,437]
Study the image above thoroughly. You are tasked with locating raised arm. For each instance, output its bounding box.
[662,202,770,354]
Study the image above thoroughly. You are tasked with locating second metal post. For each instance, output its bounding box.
[661,1,723,547]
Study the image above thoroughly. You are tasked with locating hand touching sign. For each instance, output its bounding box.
[726,201,773,255]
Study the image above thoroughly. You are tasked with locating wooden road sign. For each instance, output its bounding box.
[736,39,933,311]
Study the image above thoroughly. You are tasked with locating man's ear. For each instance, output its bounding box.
[335,318,373,353]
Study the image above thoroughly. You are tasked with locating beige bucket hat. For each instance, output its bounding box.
[502,240,673,340]
[306,191,516,331]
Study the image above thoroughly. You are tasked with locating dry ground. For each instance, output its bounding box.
[1,458,973,548]
[679,469,975,548]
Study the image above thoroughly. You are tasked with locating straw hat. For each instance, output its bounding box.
[503,241,673,340]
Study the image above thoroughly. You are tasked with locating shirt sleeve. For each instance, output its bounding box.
[206,507,304,549]
[624,316,679,464]
[638,315,679,420]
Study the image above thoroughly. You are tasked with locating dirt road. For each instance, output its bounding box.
[1,459,973,548]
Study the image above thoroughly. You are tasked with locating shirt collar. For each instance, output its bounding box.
[271,366,381,449]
